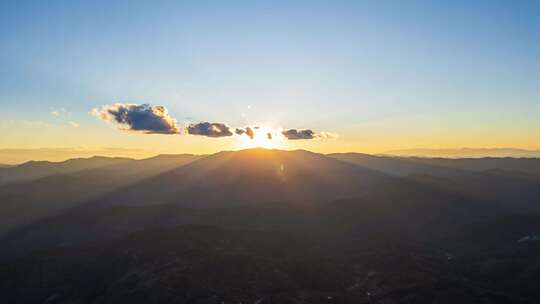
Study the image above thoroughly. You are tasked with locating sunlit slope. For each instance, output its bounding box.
[98,148,392,207]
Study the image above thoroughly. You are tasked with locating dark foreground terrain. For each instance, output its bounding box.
[1,149,540,303]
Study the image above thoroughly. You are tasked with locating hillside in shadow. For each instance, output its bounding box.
[1,149,540,303]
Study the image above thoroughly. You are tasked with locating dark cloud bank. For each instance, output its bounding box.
[281,129,315,140]
[92,104,179,134]
[92,103,335,141]
[187,122,233,138]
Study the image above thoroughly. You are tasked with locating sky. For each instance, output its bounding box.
[1,0,539,161]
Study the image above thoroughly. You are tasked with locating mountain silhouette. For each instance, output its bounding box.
[94,148,392,208]
[0,156,132,185]
[329,152,467,177]
[0,154,201,235]
[2,148,540,303]
[384,147,540,158]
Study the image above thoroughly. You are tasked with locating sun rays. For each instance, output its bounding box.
[236,126,285,149]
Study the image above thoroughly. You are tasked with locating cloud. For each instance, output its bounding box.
[91,103,180,134]
[281,129,339,140]
[68,121,80,128]
[90,103,338,142]
[4,120,51,128]
[50,108,68,117]
[246,127,255,139]
[235,127,255,139]
[187,122,233,137]
[235,128,246,136]
[281,129,316,140]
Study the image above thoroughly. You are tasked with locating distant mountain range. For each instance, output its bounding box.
[0,147,154,165]
[384,147,540,158]
[0,156,133,184]
[0,154,202,234]
[2,148,540,245]
[3,147,539,165]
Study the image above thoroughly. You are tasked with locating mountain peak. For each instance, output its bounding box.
[98,148,390,208]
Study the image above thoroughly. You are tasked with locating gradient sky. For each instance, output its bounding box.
[1,0,539,158]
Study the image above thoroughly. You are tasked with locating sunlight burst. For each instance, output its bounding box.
[236,126,284,149]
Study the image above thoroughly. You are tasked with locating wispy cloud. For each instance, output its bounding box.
[68,121,80,128]
[317,131,339,140]
[3,120,51,128]
[50,108,68,117]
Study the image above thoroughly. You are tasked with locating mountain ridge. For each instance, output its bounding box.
[91,148,392,208]
[384,147,540,158]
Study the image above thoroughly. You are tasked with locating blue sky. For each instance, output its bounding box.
[1,0,539,154]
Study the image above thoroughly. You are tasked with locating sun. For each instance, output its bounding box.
[236,126,284,149]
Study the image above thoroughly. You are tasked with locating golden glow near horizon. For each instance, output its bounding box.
[2,2,540,164]
[2,114,540,164]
